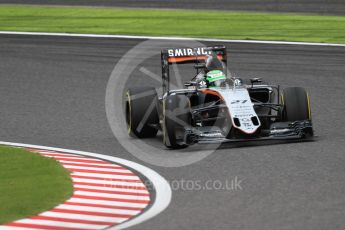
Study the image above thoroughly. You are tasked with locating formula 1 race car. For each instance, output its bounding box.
[125,45,313,149]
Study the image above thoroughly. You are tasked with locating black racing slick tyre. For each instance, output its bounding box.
[125,87,159,138]
[163,94,191,149]
[282,87,312,122]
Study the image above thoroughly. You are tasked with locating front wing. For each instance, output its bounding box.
[183,120,313,145]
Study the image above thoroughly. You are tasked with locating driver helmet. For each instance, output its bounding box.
[205,53,225,72]
[206,70,226,88]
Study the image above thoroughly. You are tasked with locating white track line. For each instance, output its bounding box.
[0,31,345,47]
[0,141,172,230]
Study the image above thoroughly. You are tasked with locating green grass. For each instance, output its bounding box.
[0,5,345,43]
[0,145,73,224]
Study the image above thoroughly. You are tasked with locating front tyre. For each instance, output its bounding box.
[282,87,312,122]
[125,87,159,138]
[163,94,191,149]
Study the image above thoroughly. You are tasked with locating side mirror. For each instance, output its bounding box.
[184,81,198,87]
[250,78,262,84]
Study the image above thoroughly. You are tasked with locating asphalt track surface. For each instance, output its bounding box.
[1,34,345,230]
[0,0,344,15]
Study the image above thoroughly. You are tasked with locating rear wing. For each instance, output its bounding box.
[161,45,227,94]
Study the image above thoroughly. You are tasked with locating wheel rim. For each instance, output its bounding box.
[125,91,132,134]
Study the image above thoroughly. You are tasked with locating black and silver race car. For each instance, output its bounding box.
[125,45,313,149]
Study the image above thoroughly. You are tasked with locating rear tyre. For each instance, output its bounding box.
[125,87,159,138]
[282,87,311,122]
[163,94,191,149]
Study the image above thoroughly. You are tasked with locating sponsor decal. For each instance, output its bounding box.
[206,70,226,82]
[199,132,223,138]
[231,100,248,104]
[167,47,211,57]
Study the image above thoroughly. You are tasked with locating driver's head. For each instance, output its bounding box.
[205,53,224,72]
[206,70,226,88]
